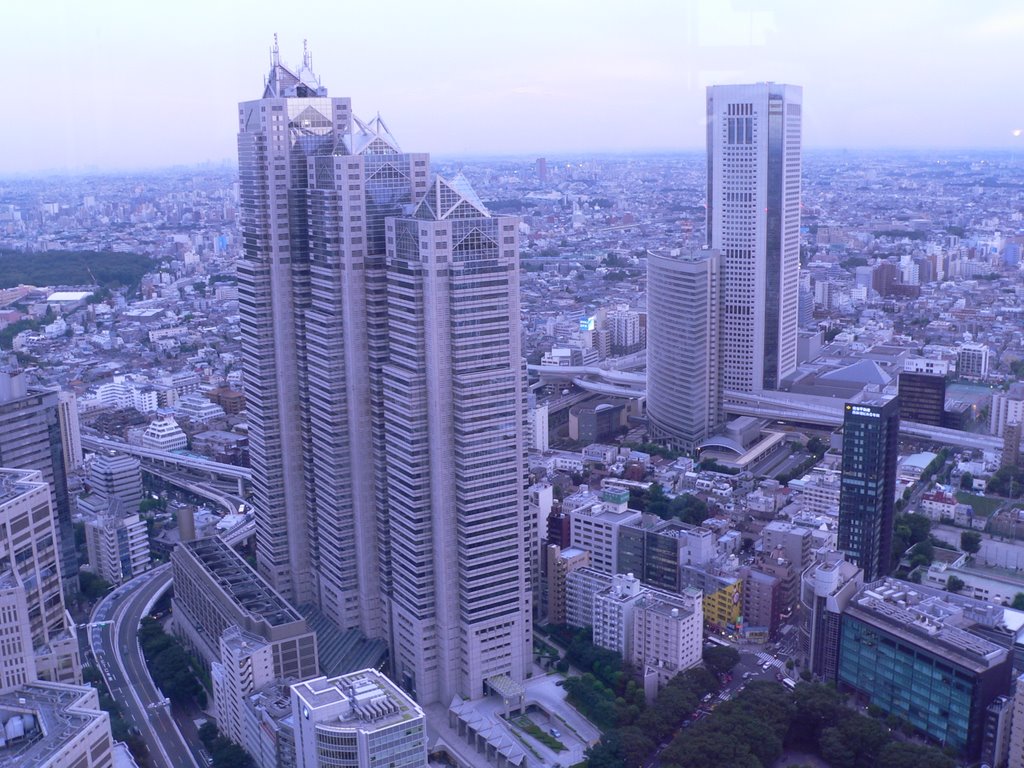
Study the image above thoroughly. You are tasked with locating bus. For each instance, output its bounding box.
[705,635,731,648]
[782,678,797,690]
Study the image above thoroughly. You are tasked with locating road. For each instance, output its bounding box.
[89,564,200,768]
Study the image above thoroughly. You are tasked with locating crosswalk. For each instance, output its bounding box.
[755,651,785,670]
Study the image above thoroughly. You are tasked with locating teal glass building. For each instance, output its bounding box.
[838,582,1012,757]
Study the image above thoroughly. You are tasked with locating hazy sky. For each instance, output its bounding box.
[5,0,1023,174]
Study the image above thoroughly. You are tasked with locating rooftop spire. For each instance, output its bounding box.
[272,33,280,66]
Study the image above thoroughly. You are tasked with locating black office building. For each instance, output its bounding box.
[897,372,945,427]
[837,396,900,582]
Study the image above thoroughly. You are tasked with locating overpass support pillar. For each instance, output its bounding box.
[237,477,245,497]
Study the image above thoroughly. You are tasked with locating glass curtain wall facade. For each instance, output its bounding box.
[837,397,899,582]
[839,611,1011,756]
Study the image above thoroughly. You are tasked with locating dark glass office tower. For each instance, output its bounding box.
[897,371,945,427]
[837,396,900,581]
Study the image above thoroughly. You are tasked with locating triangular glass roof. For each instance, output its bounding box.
[350,113,402,155]
[412,174,490,221]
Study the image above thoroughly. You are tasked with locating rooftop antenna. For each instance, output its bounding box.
[272,33,280,66]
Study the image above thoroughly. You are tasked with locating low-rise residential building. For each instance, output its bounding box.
[632,588,703,688]
[567,487,642,574]
[544,545,589,625]
[291,670,426,768]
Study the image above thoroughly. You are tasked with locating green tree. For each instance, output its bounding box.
[702,645,740,675]
[788,682,846,747]
[79,571,112,601]
[644,483,670,519]
[876,740,956,768]
[668,493,709,525]
[199,721,219,746]
[946,575,965,593]
[1012,592,1024,610]
[960,530,982,556]
[908,540,934,568]
[988,465,1024,497]
[959,471,974,490]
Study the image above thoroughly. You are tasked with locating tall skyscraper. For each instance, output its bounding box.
[237,43,427,633]
[706,83,802,394]
[0,368,77,599]
[0,468,81,684]
[382,176,531,703]
[237,45,530,705]
[646,248,721,452]
[837,397,900,582]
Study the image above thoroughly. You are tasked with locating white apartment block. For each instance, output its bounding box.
[991,387,1024,438]
[632,588,703,688]
[904,357,952,377]
[212,627,278,748]
[957,342,990,380]
[788,468,841,516]
[141,416,188,451]
[568,488,642,575]
[593,573,644,658]
[566,568,614,630]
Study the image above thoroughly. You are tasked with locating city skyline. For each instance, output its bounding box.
[5,0,1024,174]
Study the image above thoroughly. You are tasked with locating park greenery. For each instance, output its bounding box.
[648,681,952,768]
[547,627,952,768]
[138,617,208,708]
[891,512,933,571]
[0,249,152,291]
[701,644,740,676]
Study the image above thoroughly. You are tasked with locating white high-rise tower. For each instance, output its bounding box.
[237,45,531,705]
[383,175,532,704]
[706,83,802,393]
[237,43,428,631]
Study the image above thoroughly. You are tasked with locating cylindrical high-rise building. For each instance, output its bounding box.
[647,248,721,454]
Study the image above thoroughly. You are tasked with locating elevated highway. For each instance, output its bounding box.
[722,390,1000,452]
[81,433,251,493]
